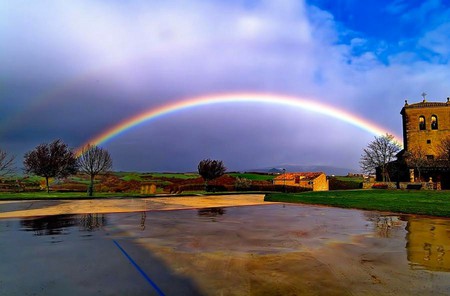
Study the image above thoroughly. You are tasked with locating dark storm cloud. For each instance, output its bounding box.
[1,0,450,172]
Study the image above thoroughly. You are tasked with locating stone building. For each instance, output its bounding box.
[401,98,450,158]
[397,97,450,188]
[273,172,329,191]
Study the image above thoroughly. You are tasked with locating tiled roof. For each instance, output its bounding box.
[273,172,324,181]
[401,100,449,112]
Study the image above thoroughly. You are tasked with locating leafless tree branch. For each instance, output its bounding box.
[77,144,113,196]
[360,134,401,181]
[0,149,15,177]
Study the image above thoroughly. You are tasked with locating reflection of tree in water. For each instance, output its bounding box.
[21,215,77,236]
[364,212,404,238]
[198,208,226,221]
[198,207,226,217]
[141,211,146,230]
[78,214,107,231]
[20,213,107,236]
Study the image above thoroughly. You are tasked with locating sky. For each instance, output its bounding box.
[1,0,449,173]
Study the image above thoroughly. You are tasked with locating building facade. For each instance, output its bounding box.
[273,172,329,191]
[398,97,450,188]
[401,98,450,158]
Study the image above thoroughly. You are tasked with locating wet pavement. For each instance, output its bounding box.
[1,196,450,295]
[0,194,270,219]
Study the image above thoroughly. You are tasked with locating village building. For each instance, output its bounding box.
[401,98,450,158]
[394,97,450,188]
[273,172,329,191]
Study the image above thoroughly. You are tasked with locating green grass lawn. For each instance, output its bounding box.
[265,190,450,217]
[119,173,143,181]
[115,172,199,181]
[333,176,364,183]
[228,173,275,181]
[147,173,200,179]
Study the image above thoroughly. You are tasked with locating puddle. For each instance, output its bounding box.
[407,217,450,272]
[1,204,450,295]
[20,214,107,234]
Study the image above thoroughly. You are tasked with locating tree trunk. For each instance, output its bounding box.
[46,177,50,194]
[88,174,95,197]
[382,167,387,182]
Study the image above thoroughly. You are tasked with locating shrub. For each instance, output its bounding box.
[329,177,362,190]
[406,184,422,190]
[372,183,389,189]
[235,177,252,190]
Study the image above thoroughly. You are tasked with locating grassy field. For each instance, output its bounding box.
[265,190,450,217]
[228,173,275,181]
[333,176,364,183]
[148,173,200,179]
[111,172,200,180]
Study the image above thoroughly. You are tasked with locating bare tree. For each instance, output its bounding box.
[360,134,401,182]
[77,144,112,196]
[23,139,78,193]
[198,159,226,191]
[404,147,428,182]
[0,149,15,177]
[438,136,450,162]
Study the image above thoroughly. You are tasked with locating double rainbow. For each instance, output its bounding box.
[74,93,402,156]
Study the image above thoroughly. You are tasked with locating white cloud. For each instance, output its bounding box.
[419,22,450,59]
[2,0,450,170]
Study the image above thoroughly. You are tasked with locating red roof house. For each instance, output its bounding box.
[273,172,329,191]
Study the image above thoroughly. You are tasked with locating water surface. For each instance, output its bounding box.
[1,204,450,295]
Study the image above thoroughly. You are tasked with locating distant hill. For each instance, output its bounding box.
[247,164,358,176]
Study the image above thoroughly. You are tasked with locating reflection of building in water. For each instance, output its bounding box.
[406,218,450,272]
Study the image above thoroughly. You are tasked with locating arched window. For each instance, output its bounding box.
[419,116,426,130]
[431,115,438,130]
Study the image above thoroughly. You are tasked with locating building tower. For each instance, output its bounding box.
[400,97,450,159]
[399,97,450,187]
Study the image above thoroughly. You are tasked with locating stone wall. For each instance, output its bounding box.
[310,173,329,191]
[362,182,441,190]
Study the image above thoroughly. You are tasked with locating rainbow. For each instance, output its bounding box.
[74,93,402,156]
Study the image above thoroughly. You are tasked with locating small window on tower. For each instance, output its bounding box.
[431,115,438,130]
[419,116,426,130]
[427,140,431,144]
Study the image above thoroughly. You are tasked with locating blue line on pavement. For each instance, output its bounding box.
[113,240,165,296]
